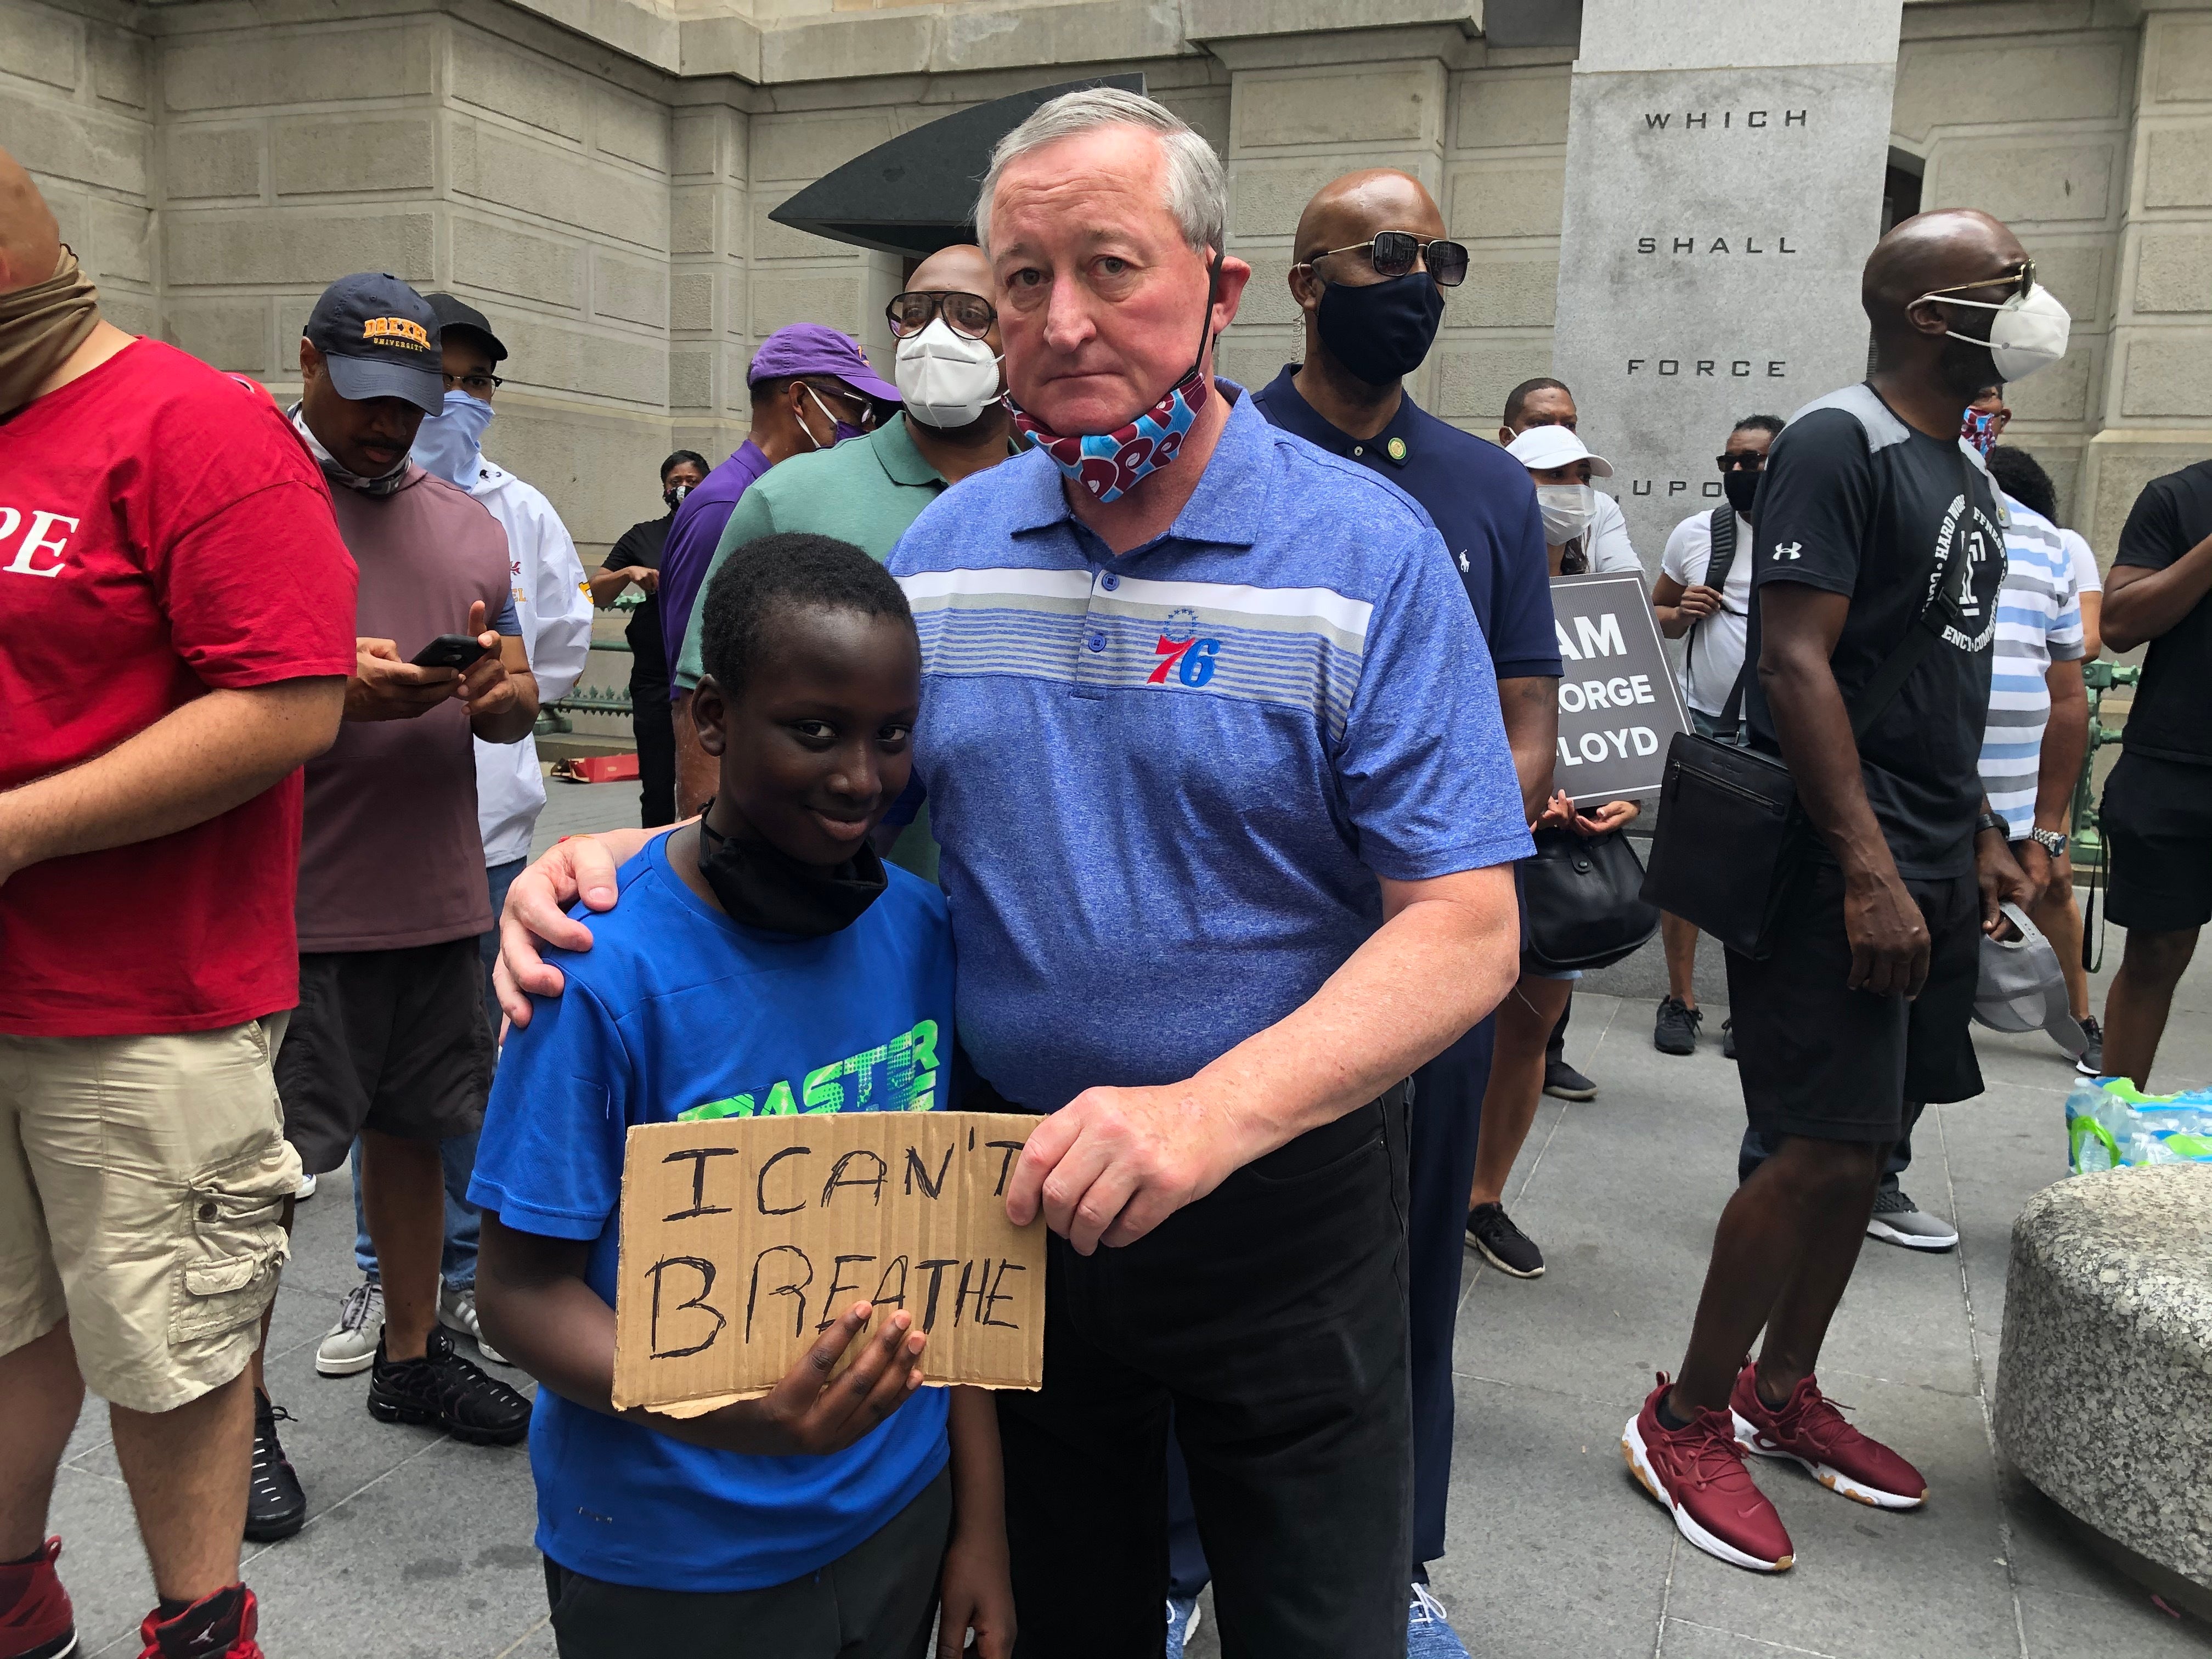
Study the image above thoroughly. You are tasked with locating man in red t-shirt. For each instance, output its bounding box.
[0,149,357,1659]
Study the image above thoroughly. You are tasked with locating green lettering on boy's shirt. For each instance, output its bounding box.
[678,1018,942,1122]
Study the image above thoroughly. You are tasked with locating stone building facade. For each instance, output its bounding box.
[6,0,2206,565]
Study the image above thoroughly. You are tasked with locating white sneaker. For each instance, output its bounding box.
[316,1277,384,1376]
[1164,1595,1201,1659]
[1865,1182,1959,1252]
[294,1171,318,1200]
[439,1284,510,1366]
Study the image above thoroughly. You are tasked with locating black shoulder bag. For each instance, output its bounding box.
[1639,447,1981,958]
[1520,827,1660,973]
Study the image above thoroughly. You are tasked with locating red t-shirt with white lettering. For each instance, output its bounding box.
[0,338,358,1037]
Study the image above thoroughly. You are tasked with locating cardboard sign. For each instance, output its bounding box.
[612,1111,1046,1415]
[1549,572,1689,804]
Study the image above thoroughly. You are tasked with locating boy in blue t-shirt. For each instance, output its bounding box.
[469,534,1014,1658]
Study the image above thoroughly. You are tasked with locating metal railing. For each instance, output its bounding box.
[2069,659,2139,864]
[538,592,641,734]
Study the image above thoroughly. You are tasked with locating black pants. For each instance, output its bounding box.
[631,674,676,828]
[1406,1019,1494,1568]
[541,1468,949,1658]
[999,1089,1412,1659]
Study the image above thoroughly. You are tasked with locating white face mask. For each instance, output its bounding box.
[1536,482,1597,546]
[894,318,1003,430]
[1926,281,2072,381]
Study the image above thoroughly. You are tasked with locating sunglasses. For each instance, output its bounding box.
[1921,258,2035,306]
[1716,453,1766,473]
[1302,231,1469,289]
[885,290,997,341]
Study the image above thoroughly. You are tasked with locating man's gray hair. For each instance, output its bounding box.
[974,86,1226,258]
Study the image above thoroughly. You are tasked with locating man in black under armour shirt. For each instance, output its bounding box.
[1621,208,2037,1575]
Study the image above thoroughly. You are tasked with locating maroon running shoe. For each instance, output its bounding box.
[0,1537,75,1659]
[137,1585,263,1659]
[1730,1363,1928,1510]
[1622,1374,1794,1572]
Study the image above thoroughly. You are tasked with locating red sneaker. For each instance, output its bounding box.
[1622,1374,1794,1572]
[0,1537,76,1659]
[1730,1364,1927,1510]
[137,1585,262,1659]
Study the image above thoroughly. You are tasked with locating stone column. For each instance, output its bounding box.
[2080,3,2212,558]
[1551,1,1904,565]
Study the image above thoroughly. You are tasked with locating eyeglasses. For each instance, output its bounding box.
[885,290,997,340]
[1716,453,1767,472]
[804,381,881,430]
[443,373,504,393]
[1300,231,1469,289]
[1921,258,2035,306]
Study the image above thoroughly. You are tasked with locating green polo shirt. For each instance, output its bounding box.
[675,415,952,691]
[676,413,958,881]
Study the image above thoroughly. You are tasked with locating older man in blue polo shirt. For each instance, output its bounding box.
[490,89,1527,1659]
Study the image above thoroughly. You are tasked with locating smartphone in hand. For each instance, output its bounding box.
[411,633,493,670]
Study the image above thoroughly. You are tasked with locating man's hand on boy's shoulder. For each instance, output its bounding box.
[641,1301,927,1458]
[496,824,671,1026]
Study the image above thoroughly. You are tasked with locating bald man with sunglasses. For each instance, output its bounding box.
[1230,167,1556,1659]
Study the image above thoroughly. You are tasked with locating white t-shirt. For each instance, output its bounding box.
[1582,491,1642,574]
[470,461,593,867]
[2060,525,2101,596]
[1660,507,1754,714]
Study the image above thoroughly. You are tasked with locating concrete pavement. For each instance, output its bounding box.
[37,799,2211,1656]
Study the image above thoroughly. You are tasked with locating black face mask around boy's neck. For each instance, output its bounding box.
[696,803,887,937]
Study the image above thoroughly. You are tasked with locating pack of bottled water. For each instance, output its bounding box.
[2064,1076,2212,1173]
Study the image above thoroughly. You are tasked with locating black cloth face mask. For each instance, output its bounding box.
[696,804,888,937]
[1723,468,1762,519]
[1316,271,1446,388]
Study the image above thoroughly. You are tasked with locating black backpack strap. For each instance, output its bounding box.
[1703,505,1739,598]
[1720,444,1982,736]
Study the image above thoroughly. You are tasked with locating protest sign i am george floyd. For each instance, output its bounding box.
[1550,571,1688,804]
[612,1111,1047,1415]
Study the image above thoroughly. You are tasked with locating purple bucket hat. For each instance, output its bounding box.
[746,323,900,403]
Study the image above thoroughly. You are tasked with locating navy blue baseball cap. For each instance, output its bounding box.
[304,273,443,415]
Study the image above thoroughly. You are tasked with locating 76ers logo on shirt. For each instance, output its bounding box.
[1148,607,1222,687]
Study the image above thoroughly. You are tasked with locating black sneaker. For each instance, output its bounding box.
[366,1326,531,1445]
[1653,997,1702,1056]
[1465,1202,1545,1278]
[1721,1018,1737,1060]
[1542,1058,1597,1101]
[244,1389,306,1542]
[2074,1014,2104,1076]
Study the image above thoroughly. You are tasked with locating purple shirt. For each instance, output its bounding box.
[657,439,771,691]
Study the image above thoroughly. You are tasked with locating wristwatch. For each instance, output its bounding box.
[2030,827,2069,858]
[1974,810,2008,840]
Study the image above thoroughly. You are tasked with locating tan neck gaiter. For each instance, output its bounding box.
[0,248,100,419]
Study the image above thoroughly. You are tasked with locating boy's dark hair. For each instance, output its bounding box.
[1503,376,1570,426]
[1987,444,2059,524]
[698,532,913,697]
[1733,414,1785,438]
[660,449,708,482]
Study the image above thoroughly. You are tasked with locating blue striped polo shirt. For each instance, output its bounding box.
[886,391,1532,1113]
[1978,493,2085,839]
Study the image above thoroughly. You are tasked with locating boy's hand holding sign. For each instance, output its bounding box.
[613,1111,1046,1420]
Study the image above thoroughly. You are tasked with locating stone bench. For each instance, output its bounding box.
[1993,1165,2212,1616]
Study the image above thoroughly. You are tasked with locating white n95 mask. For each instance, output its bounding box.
[895,318,1002,430]
[1536,482,1597,546]
[1929,282,2072,381]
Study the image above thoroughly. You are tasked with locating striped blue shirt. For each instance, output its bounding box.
[887,391,1532,1112]
[1978,494,2085,839]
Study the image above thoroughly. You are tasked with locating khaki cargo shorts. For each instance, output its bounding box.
[0,1018,299,1414]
